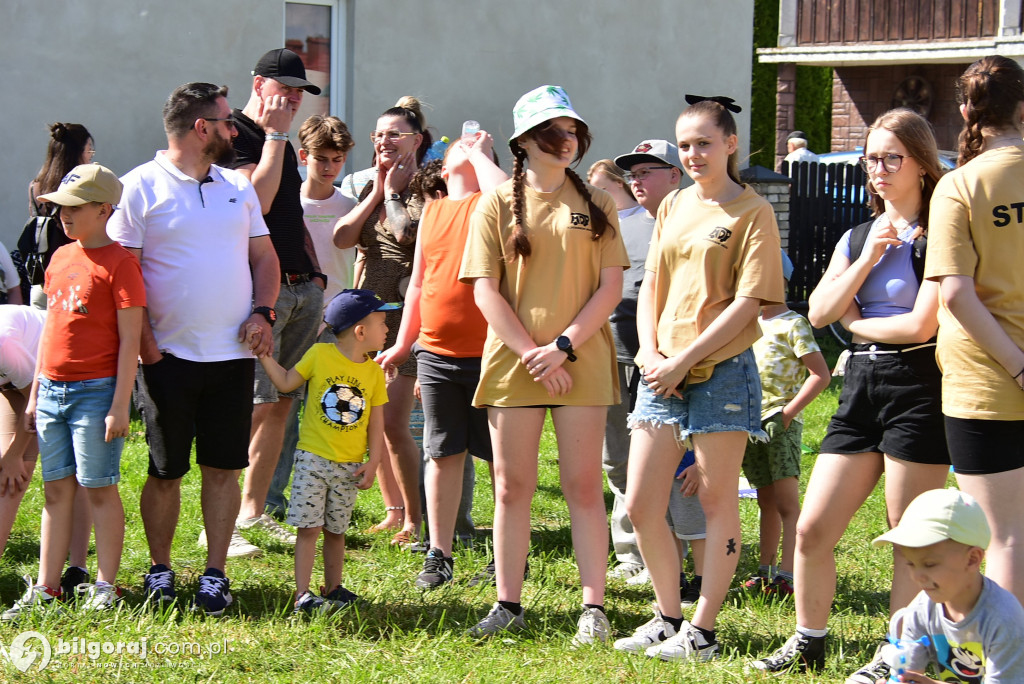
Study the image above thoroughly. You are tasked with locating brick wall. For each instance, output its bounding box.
[748,180,792,251]
[831,63,967,154]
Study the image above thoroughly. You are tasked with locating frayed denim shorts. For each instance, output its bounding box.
[628,349,766,448]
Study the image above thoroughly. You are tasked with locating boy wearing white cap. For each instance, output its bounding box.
[873,488,1024,683]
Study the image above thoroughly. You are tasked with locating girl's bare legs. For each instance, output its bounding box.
[625,423,686,619]
[883,457,951,613]
[793,452,882,630]
[689,431,749,630]
[956,466,1024,604]
[382,374,421,540]
[551,405,609,605]
[488,407,545,603]
[774,476,801,574]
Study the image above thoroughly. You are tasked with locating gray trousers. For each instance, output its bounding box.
[603,361,643,566]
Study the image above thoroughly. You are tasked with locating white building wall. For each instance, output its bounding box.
[1,0,754,245]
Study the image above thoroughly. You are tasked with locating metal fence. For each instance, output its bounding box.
[783,160,872,303]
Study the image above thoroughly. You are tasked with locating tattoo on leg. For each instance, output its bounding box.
[726,538,737,555]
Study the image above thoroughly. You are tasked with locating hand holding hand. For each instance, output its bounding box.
[522,343,569,382]
[239,314,273,358]
[540,366,573,398]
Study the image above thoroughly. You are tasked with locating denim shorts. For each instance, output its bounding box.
[36,375,123,487]
[628,349,766,447]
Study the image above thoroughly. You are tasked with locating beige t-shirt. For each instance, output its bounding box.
[644,184,784,385]
[926,144,1024,420]
[459,178,629,407]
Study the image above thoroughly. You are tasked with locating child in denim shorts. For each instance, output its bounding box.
[257,289,394,614]
[4,165,145,618]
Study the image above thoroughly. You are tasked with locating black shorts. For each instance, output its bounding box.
[415,345,493,462]
[945,416,1024,475]
[134,353,254,479]
[819,343,949,465]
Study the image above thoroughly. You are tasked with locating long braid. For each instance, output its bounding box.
[507,141,531,259]
[565,168,612,242]
[955,56,1024,166]
[958,104,987,167]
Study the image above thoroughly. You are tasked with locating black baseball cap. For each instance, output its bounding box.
[253,48,321,95]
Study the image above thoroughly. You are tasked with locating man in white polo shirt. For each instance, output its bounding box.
[107,82,280,617]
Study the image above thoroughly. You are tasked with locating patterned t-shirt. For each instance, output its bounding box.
[294,343,388,463]
[751,309,820,422]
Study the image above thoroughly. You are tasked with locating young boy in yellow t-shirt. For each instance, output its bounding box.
[258,289,397,613]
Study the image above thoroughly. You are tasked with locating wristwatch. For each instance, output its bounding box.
[386,193,403,204]
[556,335,577,362]
[253,306,277,327]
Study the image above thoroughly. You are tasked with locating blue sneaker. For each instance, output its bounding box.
[322,585,359,610]
[143,564,176,603]
[193,568,232,617]
[294,591,329,615]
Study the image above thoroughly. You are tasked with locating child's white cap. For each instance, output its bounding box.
[873,488,990,549]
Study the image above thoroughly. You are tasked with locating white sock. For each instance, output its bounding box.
[796,625,828,638]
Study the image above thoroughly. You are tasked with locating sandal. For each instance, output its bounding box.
[390,529,418,547]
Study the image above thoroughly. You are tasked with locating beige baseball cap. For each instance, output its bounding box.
[37,164,122,206]
[873,488,991,549]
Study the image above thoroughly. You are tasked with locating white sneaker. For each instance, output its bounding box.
[625,567,651,586]
[613,611,678,653]
[467,602,526,638]
[199,526,263,558]
[646,620,719,662]
[238,513,297,544]
[607,562,645,581]
[572,606,611,646]
[81,583,122,611]
[1,576,61,622]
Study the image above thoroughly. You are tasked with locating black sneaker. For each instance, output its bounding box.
[846,643,890,683]
[415,548,454,589]
[143,564,176,603]
[681,576,701,607]
[60,566,90,601]
[322,585,359,610]
[467,558,529,587]
[192,568,232,617]
[750,632,826,673]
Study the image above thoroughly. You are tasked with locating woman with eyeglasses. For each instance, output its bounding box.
[752,108,949,682]
[334,96,433,547]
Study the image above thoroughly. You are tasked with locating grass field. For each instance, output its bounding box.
[0,338,954,682]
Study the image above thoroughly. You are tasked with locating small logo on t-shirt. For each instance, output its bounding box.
[50,285,89,314]
[228,197,237,203]
[569,213,591,230]
[320,384,365,426]
[705,226,732,247]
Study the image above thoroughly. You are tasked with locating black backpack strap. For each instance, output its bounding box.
[848,218,927,285]
[847,219,874,263]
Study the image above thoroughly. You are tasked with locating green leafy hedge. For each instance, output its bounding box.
[751,0,832,168]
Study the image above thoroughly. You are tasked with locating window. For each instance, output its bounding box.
[284,1,346,140]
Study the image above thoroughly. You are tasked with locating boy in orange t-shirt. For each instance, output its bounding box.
[2,165,144,619]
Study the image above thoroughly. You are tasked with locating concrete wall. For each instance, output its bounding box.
[2,0,755,245]
[2,0,281,244]
[347,0,755,183]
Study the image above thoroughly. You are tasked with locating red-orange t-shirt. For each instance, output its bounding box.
[40,241,146,381]
[417,194,488,357]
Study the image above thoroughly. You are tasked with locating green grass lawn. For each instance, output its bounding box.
[0,342,953,681]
